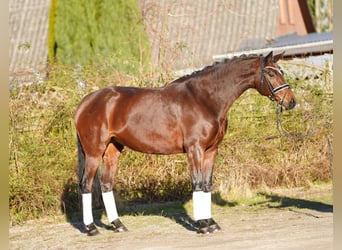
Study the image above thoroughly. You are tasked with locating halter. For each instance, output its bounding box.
[259,57,290,102]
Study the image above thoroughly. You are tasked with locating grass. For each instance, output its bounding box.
[9,58,333,225]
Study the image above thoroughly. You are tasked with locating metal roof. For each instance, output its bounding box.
[213,31,333,60]
[271,31,333,47]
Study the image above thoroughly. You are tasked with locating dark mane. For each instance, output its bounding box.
[170,54,260,84]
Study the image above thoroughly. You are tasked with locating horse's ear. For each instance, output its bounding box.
[273,51,285,62]
[264,51,273,64]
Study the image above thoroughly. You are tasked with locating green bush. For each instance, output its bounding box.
[51,0,151,75]
[47,0,57,63]
[9,60,333,225]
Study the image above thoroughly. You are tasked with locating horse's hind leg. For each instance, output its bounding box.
[101,140,128,232]
[79,155,102,236]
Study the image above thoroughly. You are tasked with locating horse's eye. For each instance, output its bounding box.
[268,71,275,77]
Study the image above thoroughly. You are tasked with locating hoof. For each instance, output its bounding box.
[197,218,221,234]
[86,223,100,236]
[111,218,128,233]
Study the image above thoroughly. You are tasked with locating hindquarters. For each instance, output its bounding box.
[75,87,121,156]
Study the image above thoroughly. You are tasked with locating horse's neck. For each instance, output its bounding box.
[224,62,259,111]
[194,58,260,117]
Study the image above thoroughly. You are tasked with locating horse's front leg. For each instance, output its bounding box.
[188,146,221,234]
[101,142,128,233]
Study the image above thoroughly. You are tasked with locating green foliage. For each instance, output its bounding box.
[47,0,58,63]
[307,0,333,32]
[9,59,332,225]
[9,67,80,224]
[53,0,151,75]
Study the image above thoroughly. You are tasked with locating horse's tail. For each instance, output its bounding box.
[77,134,85,192]
[76,134,85,210]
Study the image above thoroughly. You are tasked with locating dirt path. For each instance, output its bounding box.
[9,185,333,250]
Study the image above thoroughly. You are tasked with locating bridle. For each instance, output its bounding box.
[259,57,291,102]
[259,57,292,138]
[259,57,311,140]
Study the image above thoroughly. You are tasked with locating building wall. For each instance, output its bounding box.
[138,0,279,69]
[276,0,315,36]
[9,0,51,75]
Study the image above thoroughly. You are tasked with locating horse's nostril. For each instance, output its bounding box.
[289,99,296,109]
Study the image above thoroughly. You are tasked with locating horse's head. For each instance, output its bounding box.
[257,51,296,110]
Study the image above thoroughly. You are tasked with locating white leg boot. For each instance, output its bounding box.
[102,191,119,223]
[192,191,212,221]
[82,193,99,236]
[192,191,220,234]
[102,191,128,232]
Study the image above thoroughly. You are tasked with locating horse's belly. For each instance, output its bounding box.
[115,128,184,154]
[120,140,184,155]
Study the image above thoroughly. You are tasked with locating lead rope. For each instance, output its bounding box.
[274,102,314,140]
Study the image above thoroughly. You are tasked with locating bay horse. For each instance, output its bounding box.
[75,51,296,236]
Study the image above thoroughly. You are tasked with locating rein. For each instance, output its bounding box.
[273,103,314,140]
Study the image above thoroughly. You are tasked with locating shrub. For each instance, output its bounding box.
[51,0,151,75]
